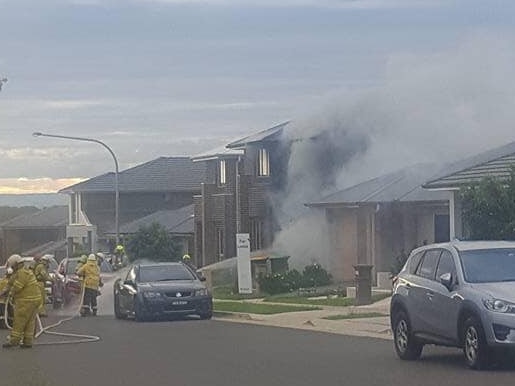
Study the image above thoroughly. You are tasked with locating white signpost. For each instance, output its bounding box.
[236,233,252,294]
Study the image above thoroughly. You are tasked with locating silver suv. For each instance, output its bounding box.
[390,240,515,369]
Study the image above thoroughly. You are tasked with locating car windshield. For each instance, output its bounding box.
[459,248,515,283]
[66,260,79,275]
[138,265,194,283]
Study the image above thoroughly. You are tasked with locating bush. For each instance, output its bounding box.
[300,263,331,287]
[257,265,332,295]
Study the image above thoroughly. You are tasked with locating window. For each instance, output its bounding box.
[436,250,456,280]
[218,159,226,185]
[416,249,441,280]
[257,148,270,177]
[250,218,263,251]
[408,251,424,274]
[216,228,224,260]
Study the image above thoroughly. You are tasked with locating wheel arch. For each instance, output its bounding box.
[457,301,483,346]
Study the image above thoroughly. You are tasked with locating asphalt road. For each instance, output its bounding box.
[1,276,515,385]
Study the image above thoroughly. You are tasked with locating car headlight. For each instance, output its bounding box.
[483,298,515,313]
[142,292,162,298]
[195,288,208,296]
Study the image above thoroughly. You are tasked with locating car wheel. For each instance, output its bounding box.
[114,294,125,320]
[463,316,490,370]
[199,311,213,320]
[393,310,423,360]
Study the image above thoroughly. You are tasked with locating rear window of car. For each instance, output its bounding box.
[408,251,424,274]
[138,265,195,282]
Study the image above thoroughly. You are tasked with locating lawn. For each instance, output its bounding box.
[213,300,322,314]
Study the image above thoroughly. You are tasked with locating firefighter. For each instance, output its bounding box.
[76,255,88,273]
[0,268,14,329]
[33,255,53,317]
[0,254,42,348]
[113,245,125,268]
[182,254,197,271]
[76,254,102,316]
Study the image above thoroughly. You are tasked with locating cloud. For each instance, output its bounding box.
[0,177,85,194]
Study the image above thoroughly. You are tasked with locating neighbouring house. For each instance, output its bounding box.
[104,204,195,259]
[0,206,68,264]
[423,139,515,240]
[191,122,290,267]
[59,157,207,257]
[306,163,450,284]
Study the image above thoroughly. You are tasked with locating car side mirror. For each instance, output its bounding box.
[199,276,206,282]
[59,266,65,275]
[439,272,453,291]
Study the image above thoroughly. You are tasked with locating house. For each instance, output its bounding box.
[192,122,290,267]
[59,157,207,256]
[104,204,195,258]
[306,163,450,284]
[423,140,515,240]
[0,206,68,264]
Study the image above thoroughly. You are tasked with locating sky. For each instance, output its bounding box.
[1,0,515,194]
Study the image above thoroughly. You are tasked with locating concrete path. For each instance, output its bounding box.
[214,296,393,340]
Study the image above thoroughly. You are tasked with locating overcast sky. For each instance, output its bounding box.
[0,0,514,193]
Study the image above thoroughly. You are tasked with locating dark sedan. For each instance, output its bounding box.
[114,262,213,321]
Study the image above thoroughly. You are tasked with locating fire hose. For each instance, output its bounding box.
[2,281,101,346]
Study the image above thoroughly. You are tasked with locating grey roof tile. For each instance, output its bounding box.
[0,206,68,228]
[59,157,207,193]
[107,204,194,235]
[308,163,449,206]
[423,140,515,189]
[226,121,289,149]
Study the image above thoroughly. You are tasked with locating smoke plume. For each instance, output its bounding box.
[273,34,515,271]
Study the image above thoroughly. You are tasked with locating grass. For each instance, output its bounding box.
[323,312,388,320]
[213,300,322,315]
[263,292,391,307]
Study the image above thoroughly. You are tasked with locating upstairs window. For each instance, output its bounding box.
[218,159,226,185]
[257,148,270,177]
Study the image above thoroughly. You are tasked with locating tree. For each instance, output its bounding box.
[460,167,515,240]
[125,222,180,262]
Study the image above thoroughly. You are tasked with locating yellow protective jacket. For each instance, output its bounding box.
[7,267,42,304]
[34,262,52,283]
[76,261,100,290]
[0,277,9,303]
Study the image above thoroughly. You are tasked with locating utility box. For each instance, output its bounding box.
[354,264,373,306]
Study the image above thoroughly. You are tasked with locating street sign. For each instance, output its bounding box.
[236,233,252,294]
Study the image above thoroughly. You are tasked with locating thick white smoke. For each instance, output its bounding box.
[273,34,515,271]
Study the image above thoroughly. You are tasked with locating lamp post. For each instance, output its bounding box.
[32,132,120,245]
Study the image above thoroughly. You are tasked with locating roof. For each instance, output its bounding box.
[226,121,289,149]
[307,163,449,207]
[107,204,194,235]
[59,157,207,193]
[191,145,244,162]
[413,240,515,254]
[0,206,68,228]
[423,140,515,189]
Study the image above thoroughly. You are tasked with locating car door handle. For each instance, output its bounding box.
[426,291,434,299]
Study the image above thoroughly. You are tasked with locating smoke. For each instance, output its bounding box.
[273,34,515,271]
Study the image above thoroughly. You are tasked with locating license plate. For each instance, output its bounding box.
[171,300,188,305]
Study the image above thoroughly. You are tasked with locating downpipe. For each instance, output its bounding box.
[3,282,101,346]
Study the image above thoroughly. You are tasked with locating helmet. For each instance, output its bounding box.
[79,255,88,264]
[96,252,105,259]
[87,254,97,261]
[6,254,23,268]
[182,254,191,261]
[41,255,51,263]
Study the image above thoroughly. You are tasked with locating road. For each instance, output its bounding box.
[0,276,514,385]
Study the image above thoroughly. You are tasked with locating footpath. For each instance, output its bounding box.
[213,296,393,340]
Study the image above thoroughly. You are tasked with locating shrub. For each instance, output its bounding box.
[300,263,331,287]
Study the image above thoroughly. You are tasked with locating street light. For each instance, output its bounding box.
[32,131,120,246]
